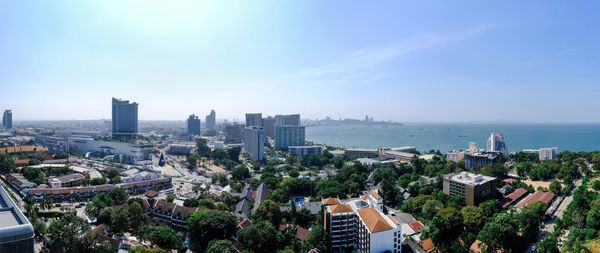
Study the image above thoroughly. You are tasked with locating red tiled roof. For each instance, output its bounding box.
[295,226,310,240]
[503,178,515,184]
[145,190,158,198]
[237,219,251,230]
[516,191,555,208]
[322,198,341,205]
[421,238,435,252]
[408,220,425,233]
[502,188,528,208]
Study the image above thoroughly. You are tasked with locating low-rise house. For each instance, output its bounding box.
[515,191,555,209]
[142,198,201,231]
[253,183,268,210]
[48,174,85,188]
[6,173,37,190]
[501,188,529,208]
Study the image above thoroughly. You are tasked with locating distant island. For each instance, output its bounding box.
[303,116,403,127]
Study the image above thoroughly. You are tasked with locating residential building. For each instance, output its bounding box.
[243,126,265,161]
[487,132,508,157]
[143,199,199,231]
[205,110,216,130]
[245,113,263,127]
[288,146,323,156]
[275,114,301,126]
[48,174,86,188]
[253,183,268,210]
[0,186,34,253]
[466,142,480,154]
[111,98,138,136]
[2,110,12,130]
[324,192,402,253]
[34,135,69,153]
[464,152,503,170]
[447,149,465,162]
[6,173,37,190]
[26,178,172,202]
[274,125,306,150]
[539,147,558,161]
[187,114,201,136]
[443,172,497,206]
[235,199,250,220]
[515,191,556,209]
[263,116,276,138]
[501,188,529,208]
[224,123,243,144]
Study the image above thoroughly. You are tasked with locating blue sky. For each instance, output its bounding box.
[1,1,599,122]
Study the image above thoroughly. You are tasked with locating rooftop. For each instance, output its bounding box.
[322,198,341,205]
[357,207,394,233]
[327,204,353,214]
[501,188,528,208]
[447,172,495,186]
[0,186,34,244]
[515,191,555,208]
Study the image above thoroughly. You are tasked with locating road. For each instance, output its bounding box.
[527,175,584,252]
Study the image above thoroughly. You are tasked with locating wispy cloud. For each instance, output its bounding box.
[297,25,495,80]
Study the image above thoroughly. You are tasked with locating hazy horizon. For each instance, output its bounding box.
[2,1,600,122]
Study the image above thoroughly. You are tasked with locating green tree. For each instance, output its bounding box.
[183,198,200,207]
[206,239,237,253]
[478,199,501,217]
[231,166,250,181]
[422,200,443,220]
[110,207,130,233]
[227,147,241,162]
[128,247,166,253]
[141,225,184,251]
[237,220,283,253]
[187,210,237,250]
[0,154,16,173]
[196,138,211,156]
[460,206,485,233]
[538,236,559,253]
[253,199,282,228]
[109,187,128,205]
[478,212,519,252]
[549,180,562,194]
[481,164,508,178]
[129,202,147,230]
[379,177,399,206]
[46,213,91,252]
[166,194,175,203]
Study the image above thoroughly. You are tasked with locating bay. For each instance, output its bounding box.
[305,123,600,153]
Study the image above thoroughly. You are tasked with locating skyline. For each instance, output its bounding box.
[2,1,600,122]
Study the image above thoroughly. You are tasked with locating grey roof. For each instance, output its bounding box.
[390,211,416,224]
[55,173,85,182]
[241,184,253,200]
[235,199,250,219]
[0,186,34,246]
[253,183,268,210]
[300,201,322,215]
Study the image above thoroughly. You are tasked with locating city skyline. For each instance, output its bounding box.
[1,1,600,122]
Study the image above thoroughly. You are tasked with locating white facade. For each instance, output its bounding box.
[68,137,153,162]
[325,192,402,253]
[121,168,160,183]
[447,149,465,162]
[242,127,265,161]
[539,147,558,161]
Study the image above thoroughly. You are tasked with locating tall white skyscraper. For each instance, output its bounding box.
[243,126,265,161]
[487,132,508,157]
[539,147,558,161]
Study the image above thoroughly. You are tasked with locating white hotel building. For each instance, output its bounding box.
[324,191,402,253]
